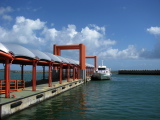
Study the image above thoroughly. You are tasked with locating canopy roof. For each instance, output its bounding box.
[2,43,36,59]
[0,43,9,53]
[0,42,94,67]
[44,52,62,63]
[29,49,51,61]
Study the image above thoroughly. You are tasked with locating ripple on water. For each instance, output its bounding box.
[4,74,160,120]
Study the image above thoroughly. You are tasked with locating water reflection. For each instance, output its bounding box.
[5,85,88,120]
[4,74,160,120]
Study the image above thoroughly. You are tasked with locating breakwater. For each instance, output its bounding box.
[0,78,91,119]
[118,70,160,75]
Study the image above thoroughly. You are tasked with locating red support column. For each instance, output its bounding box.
[32,60,37,91]
[59,63,63,84]
[86,56,98,71]
[79,44,86,70]
[48,62,53,87]
[53,44,86,70]
[53,44,87,80]
[5,59,10,98]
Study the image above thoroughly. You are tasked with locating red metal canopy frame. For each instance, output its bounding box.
[86,56,98,70]
[53,44,86,70]
[0,44,95,98]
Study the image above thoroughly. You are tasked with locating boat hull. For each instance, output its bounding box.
[91,73,111,80]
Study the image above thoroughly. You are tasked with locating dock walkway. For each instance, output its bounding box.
[0,78,90,119]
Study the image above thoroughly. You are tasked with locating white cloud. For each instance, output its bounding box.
[102,39,116,46]
[15,16,45,30]
[42,24,114,52]
[43,27,58,40]
[147,26,160,35]
[81,26,102,40]
[89,24,106,35]
[67,25,77,38]
[0,16,148,59]
[2,14,12,21]
[0,16,45,46]
[0,6,13,21]
[0,6,13,15]
[99,45,139,59]
[141,26,160,59]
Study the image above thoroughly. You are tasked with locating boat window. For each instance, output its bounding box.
[98,68,106,70]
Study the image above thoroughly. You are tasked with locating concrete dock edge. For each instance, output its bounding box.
[0,78,91,119]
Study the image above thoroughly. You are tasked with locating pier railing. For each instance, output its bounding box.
[0,80,25,94]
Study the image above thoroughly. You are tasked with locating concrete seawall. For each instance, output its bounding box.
[0,78,91,119]
[118,70,160,75]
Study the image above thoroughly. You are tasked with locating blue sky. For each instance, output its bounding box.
[0,0,160,70]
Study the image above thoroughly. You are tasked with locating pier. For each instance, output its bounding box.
[118,70,160,75]
[0,43,97,119]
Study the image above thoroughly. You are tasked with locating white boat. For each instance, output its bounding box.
[91,61,111,80]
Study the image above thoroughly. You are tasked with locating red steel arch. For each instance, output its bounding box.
[53,44,86,70]
[86,56,98,70]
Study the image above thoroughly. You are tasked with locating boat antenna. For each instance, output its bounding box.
[102,60,103,66]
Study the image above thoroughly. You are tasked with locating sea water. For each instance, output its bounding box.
[3,73,160,120]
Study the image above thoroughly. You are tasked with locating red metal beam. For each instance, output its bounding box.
[32,60,37,91]
[86,56,98,70]
[79,44,86,70]
[0,51,13,59]
[54,44,80,51]
[5,59,10,98]
[59,63,63,84]
[14,58,33,63]
[48,62,53,87]
[53,44,86,70]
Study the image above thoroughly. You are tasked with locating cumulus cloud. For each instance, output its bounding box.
[147,26,160,35]
[0,16,148,59]
[99,45,139,59]
[0,16,45,46]
[42,24,116,54]
[0,6,13,21]
[139,26,160,59]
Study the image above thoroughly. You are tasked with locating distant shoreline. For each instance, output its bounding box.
[0,69,47,73]
[118,69,160,75]
[0,69,118,73]
[111,71,118,73]
[1,69,160,74]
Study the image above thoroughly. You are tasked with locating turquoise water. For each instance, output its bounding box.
[4,73,160,120]
[0,71,48,81]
